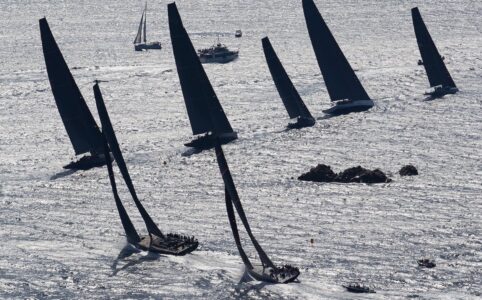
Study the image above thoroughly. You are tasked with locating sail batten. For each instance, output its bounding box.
[40,18,104,156]
[215,143,275,269]
[168,3,234,136]
[103,136,141,245]
[262,37,313,120]
[411,7,456,88]
[93,83,164,238]
[303,0,370,101]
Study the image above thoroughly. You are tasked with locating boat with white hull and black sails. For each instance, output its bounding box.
[94,82,198,255]
[412,7,458,98]
[214,143,300,283]
[262,37,315,129]
[302,0,374,116]
[168,2,237,150]
[39,18,111,170]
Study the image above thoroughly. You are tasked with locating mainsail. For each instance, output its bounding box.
[302,0,370,102]
[134,5,146,44]
[262,37,313,120]
[214,143,275,269]
[412,7,456,88]
[39,18,104,155]
[93,82,164,238]
[168,3,234,136]
[102,135,141,245]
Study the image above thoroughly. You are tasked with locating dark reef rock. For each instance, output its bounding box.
[299,165,391,184]
[399,165,418,176]
[298,164,337,182]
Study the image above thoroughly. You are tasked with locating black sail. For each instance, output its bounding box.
[168,3,234,135]
[93,83,164,238]
[302,0,370,101]
[214,143,275,269]
[262,37,313,119]
[102,136,141,245]
[40,18,104,155]
[134,10,144,44]
[412,7,456,88]
[225,189,253,269]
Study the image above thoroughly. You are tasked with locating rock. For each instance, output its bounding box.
[299,164,392,183]
[399,165,418,176]
[335,166,369,183]
[358,169,392,183]
[298,164,337,182]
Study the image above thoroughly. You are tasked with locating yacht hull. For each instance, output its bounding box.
[247,265,300,284]
[199,53,238,64]
[287,117,315,129]
[137,234,198,256]
[63,153,113,170]
[134,42,162,51]
[323,99,374,115]
[184,132,238,149]
[424,86,458,98]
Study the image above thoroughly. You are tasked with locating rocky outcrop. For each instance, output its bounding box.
[299,165,391,184]
[399,165,418,176]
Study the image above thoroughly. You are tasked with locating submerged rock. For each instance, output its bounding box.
[298,164,337,182]
[399,164,418,176]
[299,165,391,183]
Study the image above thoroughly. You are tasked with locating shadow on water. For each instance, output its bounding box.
[50,169,78,180]
[110,244,160,276]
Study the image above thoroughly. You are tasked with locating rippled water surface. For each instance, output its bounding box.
[0,0,481,298]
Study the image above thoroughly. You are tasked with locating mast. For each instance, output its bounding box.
[93,82,164,238]
[39,18,104,156]
[302,0,370,102]
[143,3,147,43]
[134,9,144,44]
[102,135,141,245]
[411,7,456,88]
[168,3,234,136]
[214,143,275,269]
[262,37,313,120]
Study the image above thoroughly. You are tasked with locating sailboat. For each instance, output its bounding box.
[168,2,237,150]
[262,37,315,129]
[214,143,300,283]
[94,82,198,255]
[39,18,111,170]
[302,0,374,116]
[412,7,458,98]
[134,2,162,51]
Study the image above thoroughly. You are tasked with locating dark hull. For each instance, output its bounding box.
[184,132,238,150]
[343,285,375,293]
[287,117,315,129]
[322,99,374,116]
[63,153,112,170]
[135,42,162,51]
[424,86,458,98]
[247,265,300,284]
[137,234,198,256]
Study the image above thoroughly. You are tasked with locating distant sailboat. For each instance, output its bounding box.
[302,0,374,115]
[134,2,162,51]
[39,18,110,170]
[94,82,198,255]
[168,2,237,150]
[411,7,458,97]
[214,143,300,283]
[262,37,315,129]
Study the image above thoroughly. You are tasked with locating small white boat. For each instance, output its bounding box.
[235,29,242,38]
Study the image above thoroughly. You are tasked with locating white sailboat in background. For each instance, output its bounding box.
[133,2,161,51]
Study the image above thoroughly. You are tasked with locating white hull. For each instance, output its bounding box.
[199,52,238,64]
[323,99,374,115]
